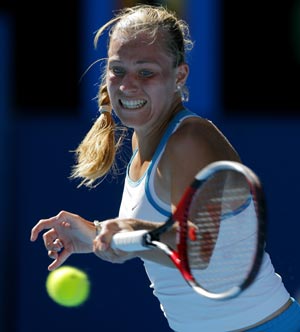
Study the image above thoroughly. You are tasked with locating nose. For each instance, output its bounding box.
[119,73,139,95]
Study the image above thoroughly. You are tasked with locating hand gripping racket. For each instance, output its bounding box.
[111,161,266,300]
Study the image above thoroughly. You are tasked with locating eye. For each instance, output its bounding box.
[139,69,154,78]
[110,66,125,77]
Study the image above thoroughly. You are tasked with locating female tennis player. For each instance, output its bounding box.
[30,5,300,331]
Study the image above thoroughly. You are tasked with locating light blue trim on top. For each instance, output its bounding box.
[145,109,199,217]
[222,196,252,220]
[126,148,147,187]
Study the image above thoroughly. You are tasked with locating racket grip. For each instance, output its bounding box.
[111,230,149,252]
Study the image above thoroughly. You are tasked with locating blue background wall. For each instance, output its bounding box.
[1,1,300,331]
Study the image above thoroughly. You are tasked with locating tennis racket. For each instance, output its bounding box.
[111,161,266,300]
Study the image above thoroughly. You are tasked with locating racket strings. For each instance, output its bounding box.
[186,171,259,292]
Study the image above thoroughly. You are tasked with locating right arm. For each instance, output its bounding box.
[94,118,241,267]
[93,217,178,267]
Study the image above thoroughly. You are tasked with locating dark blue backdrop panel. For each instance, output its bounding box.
[80,0,115,118]
[16,117,300,332]
[187,0,222,117]
[0,13,13,332]
[16,119,171,332]
[9,0,300,331]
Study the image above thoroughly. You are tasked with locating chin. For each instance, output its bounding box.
[120,117,144,129]
[116,107,147,124]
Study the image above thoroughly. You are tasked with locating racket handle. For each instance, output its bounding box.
[111,230,149,252]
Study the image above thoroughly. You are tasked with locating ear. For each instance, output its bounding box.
[176,63,189,86]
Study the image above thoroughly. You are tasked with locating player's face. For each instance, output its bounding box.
[106,31,186,132]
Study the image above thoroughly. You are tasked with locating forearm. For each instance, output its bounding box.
[93,217,178,267]
[121,218,178,267]
[136,248,176,267]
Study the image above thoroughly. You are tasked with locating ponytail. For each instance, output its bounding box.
[71,85,124,187]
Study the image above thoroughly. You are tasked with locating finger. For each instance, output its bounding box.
[46,240,64,253]
[93,235,126,260]
[30,211,73,242]
[53,239,64,251]
[93,235,109,251]
[30,216,60,242]
[48,250,58,260]
[48,248,72,271]
[43,229,59,250]
[93,244,130,264]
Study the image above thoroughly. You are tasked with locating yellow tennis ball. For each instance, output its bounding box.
[46,266,90,307]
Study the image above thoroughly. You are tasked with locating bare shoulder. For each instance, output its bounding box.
[157,116,241,205]
[167,116,240,165]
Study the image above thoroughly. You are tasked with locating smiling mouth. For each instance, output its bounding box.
[119,99,147,110]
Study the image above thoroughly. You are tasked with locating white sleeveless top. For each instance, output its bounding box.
[118,110,290,332]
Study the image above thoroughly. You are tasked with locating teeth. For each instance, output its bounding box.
[120,99,146,109]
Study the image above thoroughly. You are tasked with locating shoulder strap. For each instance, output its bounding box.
[151,109,198,163]
[145,109,199,216]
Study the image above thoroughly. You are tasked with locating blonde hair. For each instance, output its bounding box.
[71,5,193,188]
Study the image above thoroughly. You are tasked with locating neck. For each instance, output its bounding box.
[133,102,184,162]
